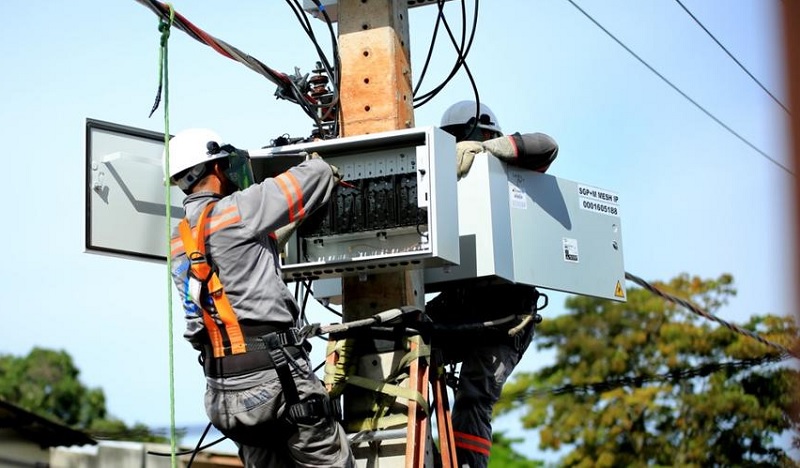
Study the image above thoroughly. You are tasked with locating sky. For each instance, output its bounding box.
[0,0,795,461]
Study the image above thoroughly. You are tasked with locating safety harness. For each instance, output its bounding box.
[177,201,339,424]
[179,201,247,358]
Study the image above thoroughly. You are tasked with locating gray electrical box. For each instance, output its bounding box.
[85,119,184,262]
[425,155,626,301]
[248,126,460,281]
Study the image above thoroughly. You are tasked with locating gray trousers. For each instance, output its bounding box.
[205,359,355,468]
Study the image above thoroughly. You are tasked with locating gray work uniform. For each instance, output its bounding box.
[170,158,354,468]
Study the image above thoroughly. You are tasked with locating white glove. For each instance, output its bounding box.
[274,220,300,251]
[455,140,485,180]
[308,151,342,184]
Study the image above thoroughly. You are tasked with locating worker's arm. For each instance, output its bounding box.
[235,158,336,238]
[456,132,559,179]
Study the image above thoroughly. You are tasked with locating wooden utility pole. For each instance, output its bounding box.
[335,1,430,466]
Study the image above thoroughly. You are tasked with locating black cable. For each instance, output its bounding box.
[414,0,470,103]
[565,0,793,176]
[137,0,292,88]
[413,0,481,107]
[516,352,789,399]
[673,0,790,115]
[310,0,342,135]
[302,279,313,326]
[284,0,341,136]
[146,426,228,458]
[186,422,212,467]
[317,298,343,317]
[625,271,798,359]
[136,0,326,127]
[412,0,447,97]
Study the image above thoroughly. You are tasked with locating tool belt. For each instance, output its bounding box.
[201,324,306,378]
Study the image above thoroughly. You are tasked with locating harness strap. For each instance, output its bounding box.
[287,395,342,425]
[263,331,302,406]
[178,202,246,358]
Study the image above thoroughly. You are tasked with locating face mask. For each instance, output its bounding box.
[223,150,255,191]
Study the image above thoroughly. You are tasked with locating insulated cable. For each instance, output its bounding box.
[625,271,799,359]
[413,0,481,108]
[134,0,322,125]
[412,0,448,98]
[411,0,483,137]
[284,0,342,135]
[514,351,790,398]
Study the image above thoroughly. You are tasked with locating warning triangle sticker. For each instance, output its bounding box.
[614,281,625,298]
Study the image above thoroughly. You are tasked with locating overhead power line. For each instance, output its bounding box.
[625,271,799,359]
[565,0,794,176]
[520,352,789,398]
[674,0,790,115]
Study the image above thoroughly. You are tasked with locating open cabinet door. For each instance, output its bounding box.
[85,118,184,262]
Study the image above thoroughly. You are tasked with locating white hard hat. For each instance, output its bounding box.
[440,100,502,134]
[163,128,227,190]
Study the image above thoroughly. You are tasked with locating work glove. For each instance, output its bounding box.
[455,140,485,180]
[329,163,343,185]
[481,133,559,173]
[274,220,300,251]
[308,151,342,184]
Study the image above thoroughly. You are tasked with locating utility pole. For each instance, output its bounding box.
[335,1,430,466]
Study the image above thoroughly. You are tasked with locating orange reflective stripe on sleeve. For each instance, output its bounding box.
[282,172,306,219]
[274,174,297,222]
[275,172,306,222]
[453,431,492,456]
[207,205,241,233]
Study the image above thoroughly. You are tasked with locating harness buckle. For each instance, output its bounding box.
[187,251,215,283]
[287,396,342,424]
[262,328,303,349]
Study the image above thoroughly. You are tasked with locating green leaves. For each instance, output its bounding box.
[496,273,799,466]
[0,347,169,443]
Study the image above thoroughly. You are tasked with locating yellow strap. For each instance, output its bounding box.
[345,374,430,415]
[346,413,409,433]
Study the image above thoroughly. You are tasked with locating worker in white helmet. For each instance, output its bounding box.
[430,101,558,468]
[165,128,354,468]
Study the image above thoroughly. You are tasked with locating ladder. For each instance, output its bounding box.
[325,326,459,468]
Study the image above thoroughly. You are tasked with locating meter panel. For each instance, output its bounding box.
[249,126,459,281]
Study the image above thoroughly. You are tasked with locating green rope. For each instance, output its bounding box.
[156,4,177,467]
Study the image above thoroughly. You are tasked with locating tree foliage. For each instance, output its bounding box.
[0,347,168,442]
[497,274,799,467]
[488,431,545,467]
